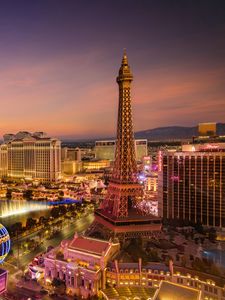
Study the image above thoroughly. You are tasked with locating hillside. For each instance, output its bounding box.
[134,123,225,141]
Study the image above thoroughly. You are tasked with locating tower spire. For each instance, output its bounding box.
[113,50,136,184]
[122,48,128,65]
[100,50,143,218]
[117,49,132,83]
[89,51,162,239]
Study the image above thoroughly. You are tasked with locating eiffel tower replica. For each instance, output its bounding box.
[87,51,161,240]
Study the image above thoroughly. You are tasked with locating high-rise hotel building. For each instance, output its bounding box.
[95,139,147,161]
[0,131,61,182]
[0,144,8,178]
[158,143,225,228]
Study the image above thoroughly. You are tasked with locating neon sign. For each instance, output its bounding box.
[158,151,162,172]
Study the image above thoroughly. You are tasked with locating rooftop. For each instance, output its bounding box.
[69,235,111,256]
[3,131,60,143]
[108,262,169,272]
[96,208,161,222]
[154,281,200,300]
[102,286,156,300]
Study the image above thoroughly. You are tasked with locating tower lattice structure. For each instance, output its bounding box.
[101,51,144,218]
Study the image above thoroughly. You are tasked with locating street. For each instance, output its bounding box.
[5,213,94,269]
[1,212,94,300]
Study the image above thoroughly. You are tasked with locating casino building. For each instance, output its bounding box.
[103,260,225,300]
[0,131,61,182]
[44,234,120,298]
[44,241,225,299]
[158,142,225,228]
[95,139,147,162]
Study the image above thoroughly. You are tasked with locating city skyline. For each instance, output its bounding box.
[1,2,225,298]
[0,0,225,139]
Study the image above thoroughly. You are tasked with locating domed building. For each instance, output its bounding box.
[0,224,10,295]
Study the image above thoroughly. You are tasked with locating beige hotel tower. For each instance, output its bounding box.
[0,131,61,182]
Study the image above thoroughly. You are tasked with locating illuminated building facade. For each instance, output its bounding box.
[95,141,115,161]
[198,122,217,137]
[61,148,83,177]
[44,234,120,298]
[82,160,110,171]
[62,160,83,176]
[135,139,148,161]
[143,156,152,171]
[95,139,147,161]
[146,175,158,192]
[159,143,225,228]
[61,147,82,161]
[106,260,171,288]
[103,260,225,300]
[1,131,61,182]
[0,144,8,178]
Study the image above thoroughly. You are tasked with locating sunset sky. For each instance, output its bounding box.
[0,0,225,139]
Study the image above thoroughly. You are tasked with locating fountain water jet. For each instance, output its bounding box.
[0,200,49,218]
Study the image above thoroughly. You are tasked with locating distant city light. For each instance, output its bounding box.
[138,174,146,181]
[47,198,82,205]
[152,164,158,171]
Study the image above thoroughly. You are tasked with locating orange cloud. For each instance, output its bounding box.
[0,52,224,139]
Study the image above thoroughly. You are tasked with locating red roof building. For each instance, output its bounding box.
[44,233,120,298]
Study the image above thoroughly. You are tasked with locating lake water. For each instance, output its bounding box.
[0,200,51,227]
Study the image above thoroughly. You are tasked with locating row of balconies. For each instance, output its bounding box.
[107,271,225,300]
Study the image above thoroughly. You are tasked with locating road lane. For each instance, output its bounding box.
[6,213,94,269]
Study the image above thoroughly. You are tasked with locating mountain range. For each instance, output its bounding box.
[134,123,225,141]
[60,123,225,142]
